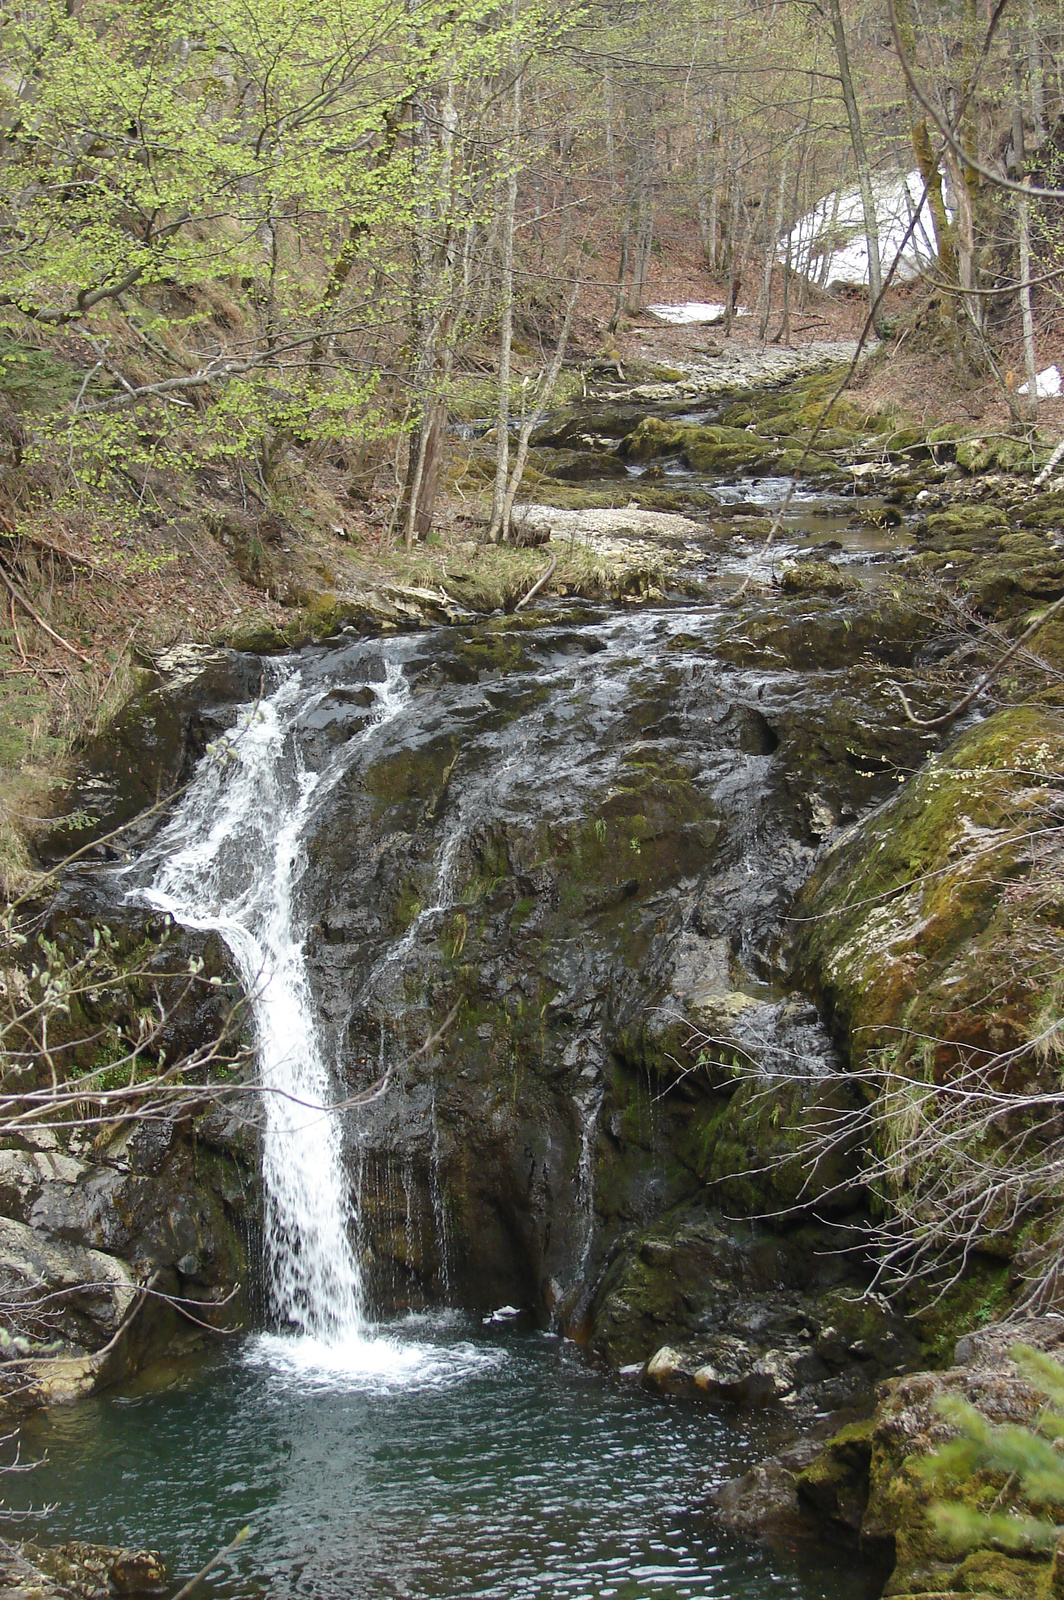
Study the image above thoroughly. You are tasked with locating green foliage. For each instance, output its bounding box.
[0,0,560,499]
[924,1344,1064,1552]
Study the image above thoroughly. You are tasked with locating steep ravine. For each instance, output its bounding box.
[8,361,1064,1597]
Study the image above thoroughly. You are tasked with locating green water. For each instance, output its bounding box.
[8,1319,876,1599]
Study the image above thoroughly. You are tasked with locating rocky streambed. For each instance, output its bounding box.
[7,351,1064,1598]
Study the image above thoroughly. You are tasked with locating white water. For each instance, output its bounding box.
[135,659,484,1384]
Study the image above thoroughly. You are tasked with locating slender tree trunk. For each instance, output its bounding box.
[815,163,845,288]
[695,125,711,262]
[405,85,435,548]
[610,204,632,332]
[706,115,720,272]
[555,131,574,274]
[724,164,741,334]
[826,0,885,332]
[624,141,651,314]
[1019,178,1038,421]
[499,284,580,542]
[488,21,521,544]
[774,145,804,344]
[1027,0,1047,142]
[894,0,958,310]
[1010,32,1027,175]
[604,72,617,197]
[759,145,790,341]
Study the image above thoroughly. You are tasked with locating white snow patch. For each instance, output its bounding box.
[647,301,749,324]
[1018,365,1062,399]
[779,170,948,289]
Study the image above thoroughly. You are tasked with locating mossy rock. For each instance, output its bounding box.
[1020,492,1064,532]
[211,612,296,652]
[921,506,1010,552]
[963,550,1064,617]
[795,1417,874,1528]
[714,588,933,672]
[778,560,859,598]
[946,1550,1052,1599]
[927,424,970,445]
[956,437,1035,474]
[620,417,767,471]
[793,706,1064,1069]
[686,1068,863,1215]
[790,707,1064,1265]
[542,449,630,483]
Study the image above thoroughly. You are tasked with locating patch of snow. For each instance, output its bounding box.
[779,170,948,289]
[1018,365,1062,399]
[647,301,750,324]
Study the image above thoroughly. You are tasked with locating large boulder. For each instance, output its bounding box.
[714,1317,1064,1599]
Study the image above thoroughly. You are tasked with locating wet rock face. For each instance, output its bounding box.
[47,551,959,1342]
[37,646,262,865]
[0,1108,256,1409]
[586,1199,920,1416]
[273,596,952,1322]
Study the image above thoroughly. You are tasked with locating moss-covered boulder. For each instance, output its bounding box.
[714,1317,1064,1597]
[619,417,774,473]
[778,559,860,598]
[792,706,1064,1080]
[791,707,1064,1281]
[956,436,1035,474]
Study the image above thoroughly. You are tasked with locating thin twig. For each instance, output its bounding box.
[892,590,1064,730]
[169,1526,252,1600]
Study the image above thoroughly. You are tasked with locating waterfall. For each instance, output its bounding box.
[140,661,409,1345]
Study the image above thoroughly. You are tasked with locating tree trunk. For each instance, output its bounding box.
[1027,0,1047,142]
[893,0,958,308]
[499,284,580,542]
[488,22,521,544]
[404,85,436,549]
[826,0,885,332]
[1019,179,1039,421]
[759,146,790,342]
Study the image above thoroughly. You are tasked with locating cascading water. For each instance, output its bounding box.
[139,661,409,1348]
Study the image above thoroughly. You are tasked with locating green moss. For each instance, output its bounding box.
[365,744,455,806]
[791,706,1064,1291]
[947,1548,1053,1598]
[796,1417,874,1515]
[779,560,859,598]
[956,436,1035,474]
[212,612,296,652]
[394,878,423,932]
[908,1261,1012,1368]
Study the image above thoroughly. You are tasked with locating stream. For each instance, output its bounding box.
[18,368,939,1597]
